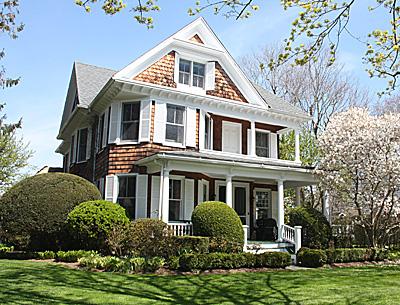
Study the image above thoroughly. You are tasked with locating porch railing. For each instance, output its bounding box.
[168,222,193,236]
[282,224,302,253]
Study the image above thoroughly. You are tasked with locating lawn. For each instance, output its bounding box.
[1,260,400,305]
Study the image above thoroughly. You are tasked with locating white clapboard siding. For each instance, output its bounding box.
[186,107,197,147]
[105,175,118,202]
[136,175,148,219]
[270,133,278,158]
[153,101,166,144]
[86,128,92,161]
[102,109,109,148]
[139,100,151,142]
[199,110,205,150]
[184,179,195,221]
[108,102,121,144]
[173,52,180,84]
[205,61,215,91]
[150,176,161,219]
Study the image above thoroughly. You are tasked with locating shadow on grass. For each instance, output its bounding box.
[0,261,306,305]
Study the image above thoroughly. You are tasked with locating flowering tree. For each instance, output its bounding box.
[316,107,400,247]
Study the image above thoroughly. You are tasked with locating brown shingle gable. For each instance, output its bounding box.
[190,34,204,44]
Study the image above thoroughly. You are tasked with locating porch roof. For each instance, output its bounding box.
[136,150,317,187]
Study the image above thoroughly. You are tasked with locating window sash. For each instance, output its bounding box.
[121,102,140,141]
[77,128,88,162]
[169,179,182,221]
[178,59,205,88]
[256,132,270,158]
[192,62,205,88]
[166,105,185,143]
[117,176,137,219]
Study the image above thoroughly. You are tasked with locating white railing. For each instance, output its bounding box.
[168,222,193,236]
[282,224,302,253]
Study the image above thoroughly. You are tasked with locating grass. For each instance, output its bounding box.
[1,260,400,304]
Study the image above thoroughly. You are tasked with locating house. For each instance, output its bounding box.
[56,18,316,252]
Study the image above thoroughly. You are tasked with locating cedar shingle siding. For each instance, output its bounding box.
[134,51,177,88]
[190,34,204,44]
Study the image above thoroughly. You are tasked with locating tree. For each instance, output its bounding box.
[75,0,400,93]
[374,94,400,114]
[316,107,400,247]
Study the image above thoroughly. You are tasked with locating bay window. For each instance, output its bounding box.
[166,104,185,144]
[121,102,140,141]
[256,131,270,158]
[169,179,182,221]
[117,175,136,219]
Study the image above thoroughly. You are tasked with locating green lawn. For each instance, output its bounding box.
[1,260,400,305]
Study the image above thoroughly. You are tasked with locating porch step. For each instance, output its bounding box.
[246,241,294,254]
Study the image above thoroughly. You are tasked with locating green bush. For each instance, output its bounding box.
[145,257,165,272]
[124,219,170,258]
[0,244,14,253]
[297,248,327,268]
[0,173,101,251]
[170,236,209,256]
[287,206,332,249]
[178,252,291,271]
[326,248,389,264]
[56,250,98,263]
[67,200,130,251]
[0,251,38,260]
[36,251,56,260]
[167,256,180,270]
[192,201,244,253]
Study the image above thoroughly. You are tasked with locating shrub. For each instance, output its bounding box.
[178,252,291,271]
[170,236,209,256]
[124,219,170,258]
[145,257,165,272]
[297,248,327,268]
[0,251,38,260]
[36,251,56,260]
[287,206,332,249]
[192,201,244,253]
[67,200,130,251]
[167,256,180,270]
[0,173,101,251]
[56,250,98,263]
[326,248,389,264]
[0,244,14,253]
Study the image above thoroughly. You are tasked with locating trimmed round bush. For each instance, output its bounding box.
[287,206,332,249]
[67,200,130,251]
[192,201,244,252]
[0,173,101,250]
[297,248,327,268]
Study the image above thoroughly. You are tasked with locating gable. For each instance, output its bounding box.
[189,34,204,44]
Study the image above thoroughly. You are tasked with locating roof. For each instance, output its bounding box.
[253,84,309,118]
[74,62,116,108]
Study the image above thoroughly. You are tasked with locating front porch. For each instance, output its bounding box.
[138,150,317,253]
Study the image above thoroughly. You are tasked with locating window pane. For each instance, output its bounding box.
[118,198,135,219]
[169,180,181,199]
[122,103,132,121]
[167,106,175,123]
[131,103,140,121]
[219,185,226,203]
[121,122,139,141]
[78,128,88,161]
[193,62,205,77]
[117,176,136,219]
[175,107,184,124]
[179,72,190,85]
[119,176,128,197]
[166,124,178,141]
[127,176,136,197]
[256,132,269,158]
[169,200,181,221]
[179,59,191,73]
[177,126,184,143]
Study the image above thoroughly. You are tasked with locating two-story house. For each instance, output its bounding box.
[56,18,316,252]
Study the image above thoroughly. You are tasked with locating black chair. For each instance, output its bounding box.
[255,218,278,241]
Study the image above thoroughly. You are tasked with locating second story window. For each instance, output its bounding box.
[121,102,140,141]
[166,104,185,144]
[96,113,105,152]
[77,128,88,162]
[178,59,205,89]
[256,131,270,158]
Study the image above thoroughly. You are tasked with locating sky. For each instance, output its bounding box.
[1,0,391,172]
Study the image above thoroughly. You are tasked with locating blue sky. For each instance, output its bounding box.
[1,0,389,171]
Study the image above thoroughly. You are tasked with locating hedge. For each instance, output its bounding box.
[170,236,209,256]
[55,250,98,263]
[297,248,327,268]
[178,252,291,271]
[192,201,244,253]
[0,173,101,251]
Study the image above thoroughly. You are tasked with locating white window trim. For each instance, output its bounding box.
[255,128,271,159]
[116,173,139,217]
[169,175,185,222]
[164,104,187,148]
[75,127,90,164]
[253,187,272,224]
[222,121,242,155]
[176,57,207,94]
[204,113,213,151]
[119,100,141,145]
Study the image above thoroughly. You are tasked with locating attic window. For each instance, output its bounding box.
[178,59,205,89]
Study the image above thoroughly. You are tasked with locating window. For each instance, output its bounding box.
[166,104,185,144]
[96,113,105,152]
[169,179,182,221]
[203,183,208,202]
[255,190,270,220]
[117,175,136,219]
[70,135,75,164]
[256,131,270,158]
[178,59,205,89]
[121,102,140,141]
[204,114,212,149]
[77,128,88,162]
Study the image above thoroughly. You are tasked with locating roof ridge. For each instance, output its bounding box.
[74,61,117,73]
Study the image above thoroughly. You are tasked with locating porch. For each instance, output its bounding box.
[137,150,317,253]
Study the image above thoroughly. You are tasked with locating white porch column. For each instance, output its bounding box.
[277,180,285,241]
[294,129,300,163]
[250,120,256,157]
[295,187,301,206]
[323,190,331,224]
[226,175,233,208]
[161,168,170,223]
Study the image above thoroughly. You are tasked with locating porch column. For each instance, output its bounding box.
[294,129,300,163]
[226,175,233,208]
[161,168,170,223]
[295,187,301,206]
[250,121,256,157]
[277,180,285,241]
[323,190,331,224]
